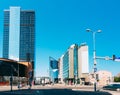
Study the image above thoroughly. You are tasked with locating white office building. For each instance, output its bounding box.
[78,44,89,83]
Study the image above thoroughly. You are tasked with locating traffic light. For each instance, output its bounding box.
[112,55,116,60]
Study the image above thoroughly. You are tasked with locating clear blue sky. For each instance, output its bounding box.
[0,0,120,77]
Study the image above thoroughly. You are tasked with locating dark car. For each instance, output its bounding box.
[103,84,120,91]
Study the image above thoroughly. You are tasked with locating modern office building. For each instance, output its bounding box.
[78,44,89,84]
[3,7,35,65]
[62,44,78,84]
[49,57,59,83]
[59,44,89,84]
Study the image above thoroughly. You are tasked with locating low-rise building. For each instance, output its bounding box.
[0,58,27,85]
[89,70,112,86]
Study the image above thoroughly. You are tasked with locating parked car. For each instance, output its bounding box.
[103,84,120,91]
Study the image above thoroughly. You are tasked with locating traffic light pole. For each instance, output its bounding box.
[86,29,102,92]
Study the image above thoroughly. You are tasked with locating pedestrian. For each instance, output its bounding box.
[28,77,33,89]
[28,70,33,89]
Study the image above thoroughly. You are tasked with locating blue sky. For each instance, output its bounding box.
[0,0,120,77]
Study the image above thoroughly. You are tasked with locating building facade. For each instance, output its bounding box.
[62,51,69,83]
[58,55,64,83]
[49,57,59,83]
[3,7,35,64]
[62,44,78,84]
[78,44,89,84]
[89,70,112,86]
[58,44,89,85]
[0,58,27,85]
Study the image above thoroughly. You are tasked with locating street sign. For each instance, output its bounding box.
[115,57,120,62]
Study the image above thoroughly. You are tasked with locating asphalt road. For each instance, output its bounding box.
[0,87,112,95]
[0,85,120,95]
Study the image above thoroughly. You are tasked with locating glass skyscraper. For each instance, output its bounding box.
[3,7,35,62]
[49,56,58,83]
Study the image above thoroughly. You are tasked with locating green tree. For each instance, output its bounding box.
[114,77,120,82]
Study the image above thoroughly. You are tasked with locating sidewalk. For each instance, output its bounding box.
[0,85,28,91]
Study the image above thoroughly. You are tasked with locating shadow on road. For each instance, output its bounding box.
[0,88,112,95]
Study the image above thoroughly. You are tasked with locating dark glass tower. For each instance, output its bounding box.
[3,7,35,62]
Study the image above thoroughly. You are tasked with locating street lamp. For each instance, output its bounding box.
[86,28,102,92]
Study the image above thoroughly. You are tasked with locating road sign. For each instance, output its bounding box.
[115,57,120,62]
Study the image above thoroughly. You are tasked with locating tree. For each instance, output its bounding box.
[114,77,120,82]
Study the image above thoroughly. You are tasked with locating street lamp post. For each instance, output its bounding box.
[86,29,101,92]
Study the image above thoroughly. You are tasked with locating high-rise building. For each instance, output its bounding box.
[62,44,78,84]
[59,43,89,84]
[3,7,35,63]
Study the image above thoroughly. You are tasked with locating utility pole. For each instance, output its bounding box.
[86,29,102,92]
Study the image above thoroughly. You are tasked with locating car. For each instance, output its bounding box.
[103,84,120,91]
